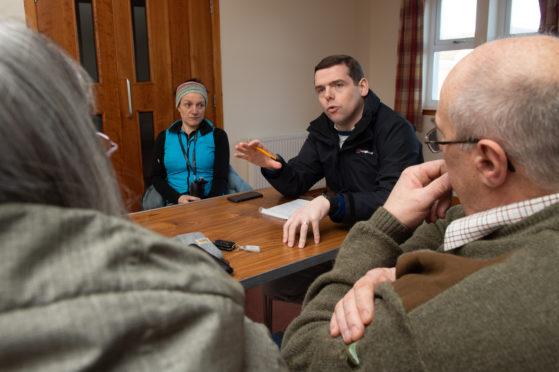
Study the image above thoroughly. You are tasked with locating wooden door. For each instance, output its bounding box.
[167,0,223,129]
[24,0,222,212]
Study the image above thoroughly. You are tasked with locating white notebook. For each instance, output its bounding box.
[259,199,309,220]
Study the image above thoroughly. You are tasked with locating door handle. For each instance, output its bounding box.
[126,77,133,117]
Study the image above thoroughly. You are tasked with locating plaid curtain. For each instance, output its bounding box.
[394,0,425,131]
[539,0,559,35]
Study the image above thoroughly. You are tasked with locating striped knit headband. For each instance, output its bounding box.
[175,81,208,107]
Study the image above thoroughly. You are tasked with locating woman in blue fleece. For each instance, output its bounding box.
[149,80,229,207]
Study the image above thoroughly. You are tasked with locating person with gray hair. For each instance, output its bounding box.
[281,35,559,370]
[0,21,124,216]
[0,21,286,371]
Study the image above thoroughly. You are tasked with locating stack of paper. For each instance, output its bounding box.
[259,199,310,220]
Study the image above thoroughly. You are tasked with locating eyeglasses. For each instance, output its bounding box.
[424,127,515,172]
[424,127,479,153]
[96,132,119,157]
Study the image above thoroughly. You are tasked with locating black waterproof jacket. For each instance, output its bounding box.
[263,90,423,224]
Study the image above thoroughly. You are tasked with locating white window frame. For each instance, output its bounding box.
[500,0,541,37]
[423,0,539,109]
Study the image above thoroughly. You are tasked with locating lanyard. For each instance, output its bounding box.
[178,130,197,178]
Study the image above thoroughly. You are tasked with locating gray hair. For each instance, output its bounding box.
[449,36,559,190]
[0,21,126,216]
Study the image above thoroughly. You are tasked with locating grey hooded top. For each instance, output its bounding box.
[0,203,287,372]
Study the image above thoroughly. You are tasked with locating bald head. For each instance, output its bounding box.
[448,35,559,94]
[440,35,559,191]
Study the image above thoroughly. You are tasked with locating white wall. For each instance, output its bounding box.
[0,0,25,22]
[365,0,400,108]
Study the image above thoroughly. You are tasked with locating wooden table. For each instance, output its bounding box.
[130,188,349,289]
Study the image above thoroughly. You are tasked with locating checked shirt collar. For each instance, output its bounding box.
[443,193,559,251]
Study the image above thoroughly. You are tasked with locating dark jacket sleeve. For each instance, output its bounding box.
[151,130,182,203]
[208,128,230,197]
[264,109,422,224]
[338,114,423,224]
[262,137,325,198]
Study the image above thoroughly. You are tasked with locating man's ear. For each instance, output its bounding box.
[474,139,509,188]
[358,78,369,97]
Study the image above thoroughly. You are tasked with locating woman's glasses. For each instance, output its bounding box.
[96,132,119,157]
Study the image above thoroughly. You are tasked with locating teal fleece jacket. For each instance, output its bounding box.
[281,203,559,371]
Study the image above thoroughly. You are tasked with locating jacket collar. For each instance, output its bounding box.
[169,119,214,136]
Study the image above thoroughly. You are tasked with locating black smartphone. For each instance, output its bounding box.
[214,240,236,251]
[227,191,263,203]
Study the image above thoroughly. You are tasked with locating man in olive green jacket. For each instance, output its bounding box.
[281,35,559,371]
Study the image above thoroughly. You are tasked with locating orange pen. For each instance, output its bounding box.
[253,145,277,161]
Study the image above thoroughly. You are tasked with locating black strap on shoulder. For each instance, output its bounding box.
[178,130,198,178]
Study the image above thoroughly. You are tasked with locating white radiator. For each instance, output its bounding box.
[249,133,326,190]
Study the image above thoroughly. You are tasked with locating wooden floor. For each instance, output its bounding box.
[244,286,302,334]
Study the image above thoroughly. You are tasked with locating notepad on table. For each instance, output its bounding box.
[259,199,310,220]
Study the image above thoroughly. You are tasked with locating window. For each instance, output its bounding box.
[507,0,541,35]
[424,0,540,109]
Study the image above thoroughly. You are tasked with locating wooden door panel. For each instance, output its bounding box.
[188,0,217,125]
[91,0,126,183]
[111,0,145,209]
[34,0,79,58]
[29,0,131,204]
[26,0,223,212]
[168,0,219,127]
[210,0,224,129]
[112,0,174,208]
[146,0,174,132]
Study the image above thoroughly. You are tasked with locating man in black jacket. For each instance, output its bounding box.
[236,55,423,248]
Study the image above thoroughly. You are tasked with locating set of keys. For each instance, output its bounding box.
[213,240,261,253]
